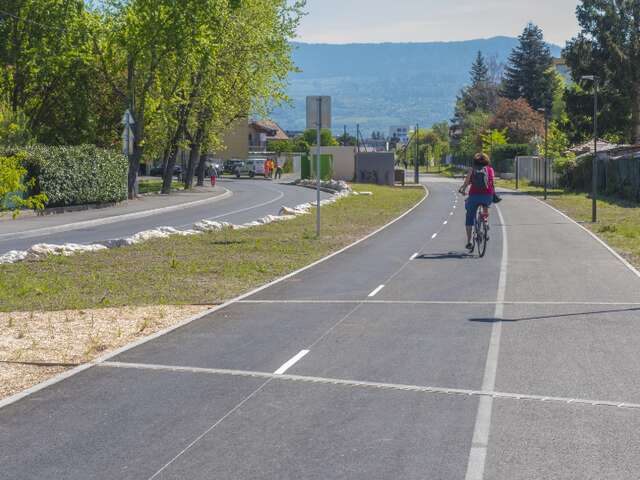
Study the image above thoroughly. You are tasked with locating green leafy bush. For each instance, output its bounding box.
[552,156,577,188]
[491,144,531,173]
[0,152,48,217]
[4,145,128,207]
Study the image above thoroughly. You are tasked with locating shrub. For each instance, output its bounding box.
[0,152,48,217]
[4,145,128,207]
[552,156,577,188]
[491,144,531,173]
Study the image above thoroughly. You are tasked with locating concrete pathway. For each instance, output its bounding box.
[1,176,639,479]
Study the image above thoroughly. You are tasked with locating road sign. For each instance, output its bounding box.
[121,110,135,156]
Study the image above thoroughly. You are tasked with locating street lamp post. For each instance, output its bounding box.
[414,124,420,184]
[537,108,549,200]
[316,96,322,236]
[581,75,599,223]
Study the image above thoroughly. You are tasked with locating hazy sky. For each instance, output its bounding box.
[297,0,581,46]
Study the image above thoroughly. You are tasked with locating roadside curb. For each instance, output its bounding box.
[0,185,429,410]
[0,188,233,242]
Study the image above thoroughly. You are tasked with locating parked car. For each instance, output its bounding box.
[150,165,182,177]
[224,159,245,174]
[235,159,266,178]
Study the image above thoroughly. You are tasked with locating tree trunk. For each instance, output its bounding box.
[161,141,179,195]
[184,142,201,189]
[633,87,640,144]
[196,153,207,187]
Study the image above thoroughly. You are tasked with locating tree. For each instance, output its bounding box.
[0,0,100,145]
[503,23,555,110]
[452,51,500,130]
[471,51,489,87]
[490,97,544,144]
[0,152,47,218]
[564,0,640,143]
[337,132,357,146]
[480,129,508,155]
[303,128,337,146]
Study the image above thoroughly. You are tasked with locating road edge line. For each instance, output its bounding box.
[0,185,429,410]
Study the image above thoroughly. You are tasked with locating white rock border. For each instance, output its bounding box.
[0,180,367,265]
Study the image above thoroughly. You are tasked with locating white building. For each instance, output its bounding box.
[389,125,410,143]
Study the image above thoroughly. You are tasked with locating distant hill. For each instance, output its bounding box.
[270,37,562,136]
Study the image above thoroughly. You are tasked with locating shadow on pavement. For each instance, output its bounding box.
[469,306,640,323]
[417,252,475,260]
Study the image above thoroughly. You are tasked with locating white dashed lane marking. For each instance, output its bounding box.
[274,350,310,375]
[368,285,385,297]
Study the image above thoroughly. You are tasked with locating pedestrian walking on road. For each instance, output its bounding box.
[275,159,283,179]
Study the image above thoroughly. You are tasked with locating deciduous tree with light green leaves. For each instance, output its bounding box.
[0,152,47,218]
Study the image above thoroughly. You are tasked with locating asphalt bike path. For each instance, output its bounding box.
[2,177,639,479]
[0,179,329,254]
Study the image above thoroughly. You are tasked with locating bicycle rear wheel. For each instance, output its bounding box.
[475,206,488,258]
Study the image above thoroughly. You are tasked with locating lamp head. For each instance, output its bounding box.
[581,75,596,81]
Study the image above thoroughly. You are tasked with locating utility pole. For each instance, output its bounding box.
[343,125,347,146]
[537,108,549,200]
[581,75,599,222]
[414,124,419,184]
[316,97,322,237]
[356,124,360,153]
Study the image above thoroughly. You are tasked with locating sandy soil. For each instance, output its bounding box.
[0,305,212,401]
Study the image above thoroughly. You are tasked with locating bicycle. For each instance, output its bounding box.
[471,204,490,257]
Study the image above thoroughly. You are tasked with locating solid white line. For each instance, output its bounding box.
[368,285,385,297]
[178,184,286,228]
[0,189,233,241]
[237,299,640,306]
[410,253,419,260]
[0,186,429,411]
[465,204,508,480]
[274,350,310,375]
[431,233,438,239]
[101,361,640,410]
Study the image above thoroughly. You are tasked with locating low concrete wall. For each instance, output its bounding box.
[355,152,395,186]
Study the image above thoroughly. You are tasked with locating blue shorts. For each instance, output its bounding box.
[465,194,493,226]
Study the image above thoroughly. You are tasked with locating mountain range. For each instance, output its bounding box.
[270,37,562,136]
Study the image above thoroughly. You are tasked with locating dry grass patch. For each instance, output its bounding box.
[0,305,211,400]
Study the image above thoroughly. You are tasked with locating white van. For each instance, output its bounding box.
[235,159,266,178]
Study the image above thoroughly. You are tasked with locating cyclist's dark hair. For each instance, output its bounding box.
[473,153,491,167]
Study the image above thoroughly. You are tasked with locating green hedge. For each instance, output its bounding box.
[491,144,531,173]
[4,145,128,207]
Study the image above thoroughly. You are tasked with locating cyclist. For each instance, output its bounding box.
[458,153,495,251]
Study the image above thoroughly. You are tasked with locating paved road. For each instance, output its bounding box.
[0,179,328,254]
[2,176,640,479]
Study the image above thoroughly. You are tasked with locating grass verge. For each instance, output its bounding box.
[138,179,184,194]
[0,184,425,312]
[495,179,640,269]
